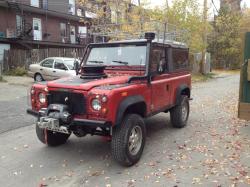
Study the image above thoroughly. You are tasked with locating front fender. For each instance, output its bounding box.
[115,95,145,126]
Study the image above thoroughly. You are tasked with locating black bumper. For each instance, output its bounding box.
[26,109,110,128]
[26,109,39,117]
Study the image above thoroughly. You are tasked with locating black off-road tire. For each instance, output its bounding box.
[170,95,190,128]
[111,114,146,167]
[36,124,71,146]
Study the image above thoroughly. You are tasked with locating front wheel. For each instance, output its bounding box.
[170,95,190,128]
[111,114,146,167]
[36,124,71,146]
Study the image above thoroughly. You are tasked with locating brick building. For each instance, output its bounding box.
[0,0,97,70]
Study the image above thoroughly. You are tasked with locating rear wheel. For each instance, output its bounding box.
[34,73,44,82]
[36,124,71,146]
[170,95,190,128]
[111,114,146,167]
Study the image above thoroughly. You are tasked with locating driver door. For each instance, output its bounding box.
[150,46,170,112]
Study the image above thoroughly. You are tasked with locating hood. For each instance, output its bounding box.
[47,75,130,91]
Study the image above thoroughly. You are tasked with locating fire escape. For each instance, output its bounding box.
[6,1,33,49]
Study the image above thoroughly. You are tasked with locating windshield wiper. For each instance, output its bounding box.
[112,60,129,65]
[88,60,104,64]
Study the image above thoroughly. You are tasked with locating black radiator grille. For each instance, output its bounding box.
[47,91,86,115]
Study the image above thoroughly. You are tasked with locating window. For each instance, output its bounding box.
[68,0,75,15]
[54,60,67,70]
[42,0,48,10]
[86,45,147,67]
[172,48,189,71]
[16,15,23,36]
[41,59,54,68]
[60,23,66,42]
[77,8,83,17]
[78,26,87,38]
[31,0,39,7]
[150,47,167,74]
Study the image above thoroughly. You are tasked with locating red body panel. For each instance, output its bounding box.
[31,70,191,126]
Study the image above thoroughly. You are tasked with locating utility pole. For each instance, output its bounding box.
[201,0,208,74]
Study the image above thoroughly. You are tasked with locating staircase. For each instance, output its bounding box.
[7,1,32,40]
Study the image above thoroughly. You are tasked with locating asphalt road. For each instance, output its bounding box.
[0,74,249,187]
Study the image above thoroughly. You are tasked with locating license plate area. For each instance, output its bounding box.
[37,117,70,134]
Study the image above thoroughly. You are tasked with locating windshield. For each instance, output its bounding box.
[86,45,147,67]
[64,60,78,70]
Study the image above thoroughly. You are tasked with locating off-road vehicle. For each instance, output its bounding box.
[27,28,191,166]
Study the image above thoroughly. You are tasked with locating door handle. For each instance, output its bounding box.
[53,70,56,73]
[40,68,43,71]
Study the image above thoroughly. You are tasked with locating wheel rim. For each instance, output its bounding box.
[35,74,42,82]
[128,125,142,156]
[181,101,188,122]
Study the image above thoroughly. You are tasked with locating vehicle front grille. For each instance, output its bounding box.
[47,91,86,115]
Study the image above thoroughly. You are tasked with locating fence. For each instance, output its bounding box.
[2,47,85,72]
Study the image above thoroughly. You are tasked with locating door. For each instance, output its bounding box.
[239,32,250,120]
[150,46,170,112]
[39,58,55,80]
[33,18,42,40]
[53,59,69,79]
[70,26,76,44]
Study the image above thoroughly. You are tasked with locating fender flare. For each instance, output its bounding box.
[115,95,146,126]
[175,84,190,105]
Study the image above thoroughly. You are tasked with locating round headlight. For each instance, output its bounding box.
[38,92,46,104]
[92,98,101,111]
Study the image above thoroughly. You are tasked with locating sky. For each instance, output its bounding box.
[149,0,250,11]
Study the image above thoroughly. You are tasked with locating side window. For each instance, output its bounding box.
[41,59,54,68]
[54,60,68,70]
[150,46,166,74]
[172,48,189,71]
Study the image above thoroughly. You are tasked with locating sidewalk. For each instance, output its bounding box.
[2,76,34,87]
[0,76,34,102]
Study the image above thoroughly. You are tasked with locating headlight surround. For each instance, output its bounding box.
[91,98,102,111]
[38,92,46,104]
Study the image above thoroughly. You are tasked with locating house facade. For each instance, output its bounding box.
[0,0,98,70]
[0,0,92,50]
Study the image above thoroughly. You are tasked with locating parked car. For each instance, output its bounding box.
[28,57,79,81]
[27,32,191,166]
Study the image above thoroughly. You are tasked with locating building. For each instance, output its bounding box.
[0,0,96,70]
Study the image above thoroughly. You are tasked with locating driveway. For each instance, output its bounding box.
[0,74,249,187]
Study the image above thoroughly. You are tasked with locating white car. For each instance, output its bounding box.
[28,57,79,81]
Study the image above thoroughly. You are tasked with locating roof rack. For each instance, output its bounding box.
[88,21,188,45]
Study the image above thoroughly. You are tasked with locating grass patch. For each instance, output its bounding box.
[192,73,215,83]
[5,67,27,76]
[0,76,6,82]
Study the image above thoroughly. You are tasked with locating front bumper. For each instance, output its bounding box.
[26,108,111,128]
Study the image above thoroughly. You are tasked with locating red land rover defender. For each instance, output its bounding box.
[27,32,191,166]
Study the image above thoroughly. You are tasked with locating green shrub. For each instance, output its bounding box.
[0,76,6,82]
[5,67,27,76]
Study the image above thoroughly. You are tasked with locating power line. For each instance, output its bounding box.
[211,0,219,13]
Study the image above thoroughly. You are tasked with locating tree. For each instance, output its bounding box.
[208,7,242,69]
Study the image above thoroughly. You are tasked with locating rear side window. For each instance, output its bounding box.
[172,48,189,71]
[150,46,167,74]
[41,59,54,68]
